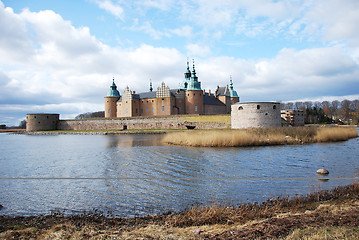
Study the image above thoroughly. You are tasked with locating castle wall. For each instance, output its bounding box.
[155,96,173,116]
[26,113,60,131]
[204,104,226,114]
[231,102,281,129]
[57,116,229,131]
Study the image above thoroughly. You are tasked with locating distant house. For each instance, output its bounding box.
[281,110,305,126]
[104,60,240,118]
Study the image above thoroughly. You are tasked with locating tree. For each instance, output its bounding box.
[338,100,350,124]
[19,119,26,129]
[75,111,105,119]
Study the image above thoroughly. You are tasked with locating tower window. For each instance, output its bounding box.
[195,106,197,112]
[162,106,165,111]
[273,105,276,109]
[238,106,243,110]
[257,105,260,110]
[108,109,111,113]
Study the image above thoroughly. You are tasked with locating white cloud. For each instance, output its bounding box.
[142,0,175,11]
[169,25,192,37]
[1,2,359,126]
[186,43,211,57]
[94,0,124,20]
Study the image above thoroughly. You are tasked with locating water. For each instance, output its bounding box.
[0,132,358,217]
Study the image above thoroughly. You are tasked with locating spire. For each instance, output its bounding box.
[107,78,120,97]
[192,59,197,77]
[149,79,153,92]
[187,59,201,90]
[228,76,239,98]
[230,75,234,90]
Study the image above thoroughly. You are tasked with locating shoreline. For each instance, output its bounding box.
[1,183,358,239]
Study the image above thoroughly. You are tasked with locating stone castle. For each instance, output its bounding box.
[104,60,240,118]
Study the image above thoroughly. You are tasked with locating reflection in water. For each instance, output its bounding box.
[0,133,358,216]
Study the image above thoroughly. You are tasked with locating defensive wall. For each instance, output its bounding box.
[52,115,230,131]
[231,102,281,129]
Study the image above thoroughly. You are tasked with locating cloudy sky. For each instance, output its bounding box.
[1,0,359,126]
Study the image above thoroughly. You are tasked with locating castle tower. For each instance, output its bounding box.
[104,78,120,118]
[179,58,191,90]
[229,76,240,104]
[185,60,203,114]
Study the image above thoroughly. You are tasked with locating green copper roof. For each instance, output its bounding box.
[229,77,239,98]
[107,78,120,97]
[186,61,202,91]
[180,59,192,90]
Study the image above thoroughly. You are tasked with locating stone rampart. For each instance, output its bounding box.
[57,116,229,131]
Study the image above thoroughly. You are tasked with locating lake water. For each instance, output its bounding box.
[0,132,358,217]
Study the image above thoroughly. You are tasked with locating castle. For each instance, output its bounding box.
[104,60,240,118]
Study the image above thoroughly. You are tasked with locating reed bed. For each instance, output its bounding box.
[162,127,358,147]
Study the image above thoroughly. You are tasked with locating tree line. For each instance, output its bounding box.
[281,99,359,125]
[75,111,105,119]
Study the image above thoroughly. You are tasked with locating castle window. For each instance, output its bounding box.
[47,116,49,119]
[146,108,149,113]
[195,106,197,112]
[238,106,243,110]
[188,94,190,96]
[179,100,181,103]
[162,98,164,101]
[179,107,181,113]
[136,109,138,113]
[162,106,165,111]
[273,105,276,110]
[108,109,111,113]
[194,93,195,96]
[126,109,128,113]
[187,106,189,112]
[257,105,261,110]
[152,100,154,102]
[152,108,154,113]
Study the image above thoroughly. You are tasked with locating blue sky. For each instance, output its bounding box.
[1,0,359,126]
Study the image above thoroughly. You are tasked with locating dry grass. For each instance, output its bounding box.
[162,127,358,147]
[1,183,358,239]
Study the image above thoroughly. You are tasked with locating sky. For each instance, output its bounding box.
[1,0,359,126]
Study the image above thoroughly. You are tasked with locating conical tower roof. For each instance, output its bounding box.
[107,78,120,97]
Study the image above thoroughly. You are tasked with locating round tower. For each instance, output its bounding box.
[185,61,203,114]
[105,78,120,118]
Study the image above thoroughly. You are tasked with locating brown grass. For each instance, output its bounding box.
[1,183,358,239]
[162,127,358,147]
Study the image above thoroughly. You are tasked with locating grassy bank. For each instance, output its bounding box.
[1,183,358,239]
[162,126,358,147]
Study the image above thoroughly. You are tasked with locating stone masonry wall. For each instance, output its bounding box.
[57,116,229,131]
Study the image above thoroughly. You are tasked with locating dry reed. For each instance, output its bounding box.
[162,127,358,147]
